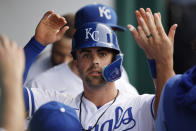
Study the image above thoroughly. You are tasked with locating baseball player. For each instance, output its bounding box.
[24,4,138,97]
[22,7,177,130]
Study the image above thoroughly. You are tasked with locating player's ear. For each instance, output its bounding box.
[73,59,78,68]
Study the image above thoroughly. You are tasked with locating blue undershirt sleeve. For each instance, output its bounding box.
[23,36,46,83]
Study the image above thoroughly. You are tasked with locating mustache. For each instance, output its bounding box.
[87,64,102,72]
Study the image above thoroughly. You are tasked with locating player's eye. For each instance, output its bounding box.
[99,52,107,57]
[82,53,91,59]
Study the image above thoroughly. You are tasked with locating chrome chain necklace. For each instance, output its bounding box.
[79,89,119,131]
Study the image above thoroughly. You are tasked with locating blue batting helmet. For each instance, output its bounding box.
[72,22,123,82]
[75,4,126,31]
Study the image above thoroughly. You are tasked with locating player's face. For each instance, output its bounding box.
[51,37,73,65]
[76,47,113,89]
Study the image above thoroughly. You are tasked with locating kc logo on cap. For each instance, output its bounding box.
[85,28,99,41]
[98,6,112,20]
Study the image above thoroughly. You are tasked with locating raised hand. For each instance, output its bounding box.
[35,10,69,46]
[0,35,25,80]
[127,8,177,62]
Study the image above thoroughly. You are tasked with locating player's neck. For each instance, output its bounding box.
[83,83,118,106]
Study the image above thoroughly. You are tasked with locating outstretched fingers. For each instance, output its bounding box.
[146,8,154,19]
[145,12,158,39]
[139,8,148,23]
[40,10,67,31]
[127,24,148,50]
[137,25,152,59]
[139,17,151,37]
[48,13,67,29]
[0,35,9,47]
[135,10,142,26]
[154,13,167,38]
[127,24,147,48]
[0,35,20,51]
[41,10,54,21]
[57,26,69,40]
[127,24,139,41]
[168,24,178,44]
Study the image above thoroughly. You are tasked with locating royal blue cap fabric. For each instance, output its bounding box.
[29,101,82,131]
[175,65,196,111]
[75,4,126,31]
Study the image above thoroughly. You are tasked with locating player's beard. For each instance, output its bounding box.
[80,65,107,89]
[84,74,107,89]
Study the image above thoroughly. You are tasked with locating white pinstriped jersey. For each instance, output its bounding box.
[25,87,155,131]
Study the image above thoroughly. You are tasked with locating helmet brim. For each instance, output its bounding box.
[107,24,127,32]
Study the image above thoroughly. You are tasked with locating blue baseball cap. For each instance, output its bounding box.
[75,4,126,31]
[175,65,196,111]
[29,101,82,131]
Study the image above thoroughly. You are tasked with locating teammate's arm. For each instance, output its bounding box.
[0,35,25,131]
[23,37,45,83]
[23,10,69,83]
[127,8,177,118]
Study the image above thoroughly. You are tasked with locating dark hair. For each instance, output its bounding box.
[62,13,75,38]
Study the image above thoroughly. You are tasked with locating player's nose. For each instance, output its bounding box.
[92,54,100,65]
